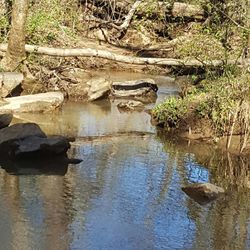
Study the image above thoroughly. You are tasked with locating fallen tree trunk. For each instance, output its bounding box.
[0,43,249,67]
[172,2,204,20]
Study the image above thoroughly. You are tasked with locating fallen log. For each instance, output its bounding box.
[172,2,204,20]
[0,43,249,67]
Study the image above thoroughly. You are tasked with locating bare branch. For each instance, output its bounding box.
[1,43,249,67]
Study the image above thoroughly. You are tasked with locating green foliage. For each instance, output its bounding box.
[196,74,250,135]
[153,72,250,139]
[0,15,9,42]
[176,34,225,61]
[26,0,79,45]
[152,96,189,129]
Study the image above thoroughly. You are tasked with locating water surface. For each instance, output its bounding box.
[0,73,249,250]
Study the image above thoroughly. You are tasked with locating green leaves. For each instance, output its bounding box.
[152,96,188,129]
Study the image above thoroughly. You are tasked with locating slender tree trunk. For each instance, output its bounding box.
[247,0,250,58]
[0,0,29,71]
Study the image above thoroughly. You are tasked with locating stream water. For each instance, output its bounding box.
[0,73,249,250]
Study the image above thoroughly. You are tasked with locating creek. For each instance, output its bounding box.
[0,72,249,250]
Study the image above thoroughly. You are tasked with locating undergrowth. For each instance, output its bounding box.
[152,71,250,151]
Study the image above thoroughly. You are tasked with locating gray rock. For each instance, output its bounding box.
[0,92,64,113]
[68,82,89,101]
[0,72,24,97]
[13,135,71,158]
[87,77,112,101]
[0,113,13,129]
[110,79,158,103]
[182,182,225,205]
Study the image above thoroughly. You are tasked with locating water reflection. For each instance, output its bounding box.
[13,100,154,138]
[0,157,69,176]
[0,73,249,249]
[0,135,249,249]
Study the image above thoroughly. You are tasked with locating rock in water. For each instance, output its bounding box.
[0,92,64,113]
[0,123,46,145]
[117,100,144,111]
[13,135,71,158]
[87,78,112,101]
[0,113,13,129]
[182,183,225,205]
[110,79,158,103]
[0,123,71,159]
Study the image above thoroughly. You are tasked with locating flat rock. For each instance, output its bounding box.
[111,79,158,103]
[87,77,112,101]
[182,183,225,205]
[0,113,13,129]
[0,92,64,113]
[0,72,24,97]
[117,100,144,111]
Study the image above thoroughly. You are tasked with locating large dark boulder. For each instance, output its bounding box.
[0,123,73,160]
[13,135,71,158]
[0,123,46,157]
[182,183,225,205]
[0,123,46,144]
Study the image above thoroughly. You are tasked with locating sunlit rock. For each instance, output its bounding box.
[182,182,225,205]
[0,92,64,113]
[0,72,24,97]
[87,77,112,101]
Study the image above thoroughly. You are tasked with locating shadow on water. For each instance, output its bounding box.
[0,157,70,175]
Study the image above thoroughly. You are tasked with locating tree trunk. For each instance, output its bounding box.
[247,0,250,58]
[0,0,29,71]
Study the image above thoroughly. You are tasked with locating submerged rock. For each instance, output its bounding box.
[110,79,158,103]
[0,92,64,113]
[117,100,144,111]
[182,182,225,205]
[0,113,13,129]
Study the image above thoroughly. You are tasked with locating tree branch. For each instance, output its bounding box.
[0,43,249,67]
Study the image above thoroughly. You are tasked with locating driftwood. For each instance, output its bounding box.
[0,43,249,67]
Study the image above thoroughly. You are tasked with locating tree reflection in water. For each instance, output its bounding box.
[0,135,249,249]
